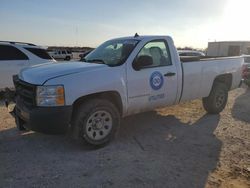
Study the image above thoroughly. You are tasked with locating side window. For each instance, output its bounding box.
[0,45,29,60]
[191,52,199,56]
[136,40,172,68]
[25,48,52,60]
[62,51,66,54]
[179,52,187,56]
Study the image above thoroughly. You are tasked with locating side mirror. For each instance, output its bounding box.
[133,55,153,70]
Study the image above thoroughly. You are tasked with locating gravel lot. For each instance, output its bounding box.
[0,87,249,188]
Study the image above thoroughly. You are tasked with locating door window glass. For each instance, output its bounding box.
[136,41,172,68]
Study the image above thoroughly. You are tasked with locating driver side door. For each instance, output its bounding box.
[126,40,178,115]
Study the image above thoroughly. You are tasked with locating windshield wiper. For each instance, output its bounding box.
[86,59,106,64]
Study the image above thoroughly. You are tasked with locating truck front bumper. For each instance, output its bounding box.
[15,99,73,134]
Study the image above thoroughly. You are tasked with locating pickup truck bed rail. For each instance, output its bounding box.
[181,56,242,63]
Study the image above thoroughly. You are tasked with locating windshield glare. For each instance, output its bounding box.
[83,39,139,66]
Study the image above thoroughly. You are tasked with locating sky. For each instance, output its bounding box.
[0,0,249,49]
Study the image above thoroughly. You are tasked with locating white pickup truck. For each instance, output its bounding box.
[13,35,243,146]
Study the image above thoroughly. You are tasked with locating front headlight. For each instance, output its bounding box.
[36,85,65,107]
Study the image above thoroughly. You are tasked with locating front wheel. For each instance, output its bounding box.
[15,115,27,131]
[202,83,228,114]
[72,99,120,146]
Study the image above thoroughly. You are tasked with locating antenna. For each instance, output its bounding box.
[134,33,139,38]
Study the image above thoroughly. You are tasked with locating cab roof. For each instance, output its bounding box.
[112,35,171,41]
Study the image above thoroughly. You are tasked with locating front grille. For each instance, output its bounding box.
[13,75,36,107]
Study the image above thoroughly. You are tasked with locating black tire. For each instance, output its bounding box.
[202,82,228,114]
[65,56,71,61]
[71,99,120,146]
[15,116,27,131]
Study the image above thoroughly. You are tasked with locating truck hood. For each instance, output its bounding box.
[19,61,107,85]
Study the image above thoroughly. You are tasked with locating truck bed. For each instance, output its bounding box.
[180,56,243,102]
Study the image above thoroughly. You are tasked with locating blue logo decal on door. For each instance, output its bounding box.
[150,71,164,90]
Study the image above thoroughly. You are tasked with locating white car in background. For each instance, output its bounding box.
[242,55,250,87]
[48,49,73,61]
[178,50,205,57]
[0,41,55,91]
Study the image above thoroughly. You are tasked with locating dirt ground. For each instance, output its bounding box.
[0,87,249,188]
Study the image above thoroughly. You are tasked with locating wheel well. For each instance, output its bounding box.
[213,74,232,90]
[72,91,123,116]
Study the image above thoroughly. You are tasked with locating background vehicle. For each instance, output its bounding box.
[0,41,55,91]
[13,35,243,146]
[79,50,93,61]
[48,49,73,61]
[242,55,250,86]
[178,50,205,57]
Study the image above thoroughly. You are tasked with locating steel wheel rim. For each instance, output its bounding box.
[215,90,225,108]
[85,110,113,141]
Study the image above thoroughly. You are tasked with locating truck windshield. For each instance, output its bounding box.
[82,39,139,66]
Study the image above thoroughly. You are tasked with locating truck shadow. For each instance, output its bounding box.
[0,112,221,188]
[118,112,221,188]
[232,88,250,123]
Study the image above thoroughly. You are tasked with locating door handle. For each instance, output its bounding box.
[164,72,176,77]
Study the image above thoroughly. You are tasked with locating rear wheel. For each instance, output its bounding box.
[202,83,228,114]
[65,56,71,61]
[72,99,120,146]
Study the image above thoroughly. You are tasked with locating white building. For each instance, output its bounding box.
[207,41,250,57]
